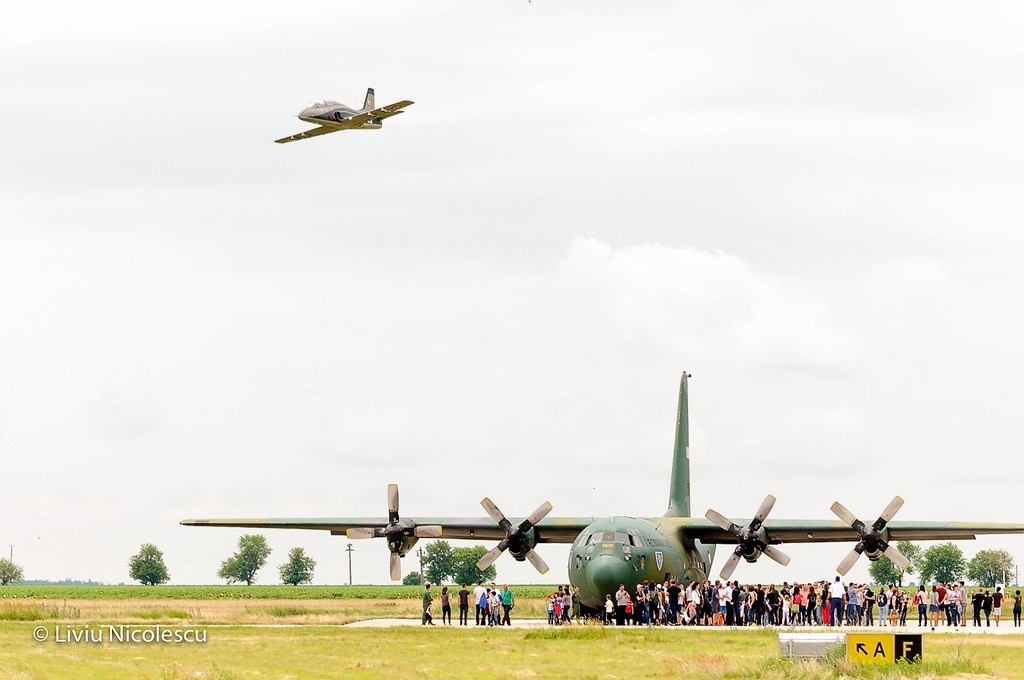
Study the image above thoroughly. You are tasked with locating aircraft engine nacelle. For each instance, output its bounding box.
[388,534,419,557]
[862,527,889,561]
[507,527,538,562]
[739,527,771,562]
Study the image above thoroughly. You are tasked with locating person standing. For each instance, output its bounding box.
[473,580,487,625]
[440,586,452,625]
[929,586,941,628]
[572,585,582,622]
[421,583,435,626]
[615,584,630,626]
[936,582,948,626]
[666,580,681,626]
[846,583,860,627]
[604,594,614,625]
[806,584,818,626]
[876,587,889,626]
[863,587,875,626]
[500,584,515,626]
[457,584,470,626]
[1013,589,1021,628]
[478,585,490,626]
[829,577,845,627]
[562,588,573,625]
[765,585,781,626]
[993,587,1003,627]
[914,586,927,627]
[982,589,993,627]
[972,588,984,626]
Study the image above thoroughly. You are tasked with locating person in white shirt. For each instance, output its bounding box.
[828,577,846,626]
[472,581,487,626]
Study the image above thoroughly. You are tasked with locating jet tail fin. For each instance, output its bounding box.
[363,88,375,111]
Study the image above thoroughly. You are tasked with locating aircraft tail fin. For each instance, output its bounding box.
[363,88,375,111]
[665,372,691,518]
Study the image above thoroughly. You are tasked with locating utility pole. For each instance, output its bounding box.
[345,543,354,586]
[417,547,424,584]
[8,545,12,562]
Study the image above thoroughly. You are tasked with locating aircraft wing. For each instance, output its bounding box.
[368,99,414,121]
[674,518,1024,544]
[181,516,592,544]
[274,125,345,144]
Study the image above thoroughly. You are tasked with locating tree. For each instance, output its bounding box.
[968,549,1015,587]
[868,541,921,587]
[918,542,966,584]
[403,571,422,586]
[218,534,272,585]
[279,547,316,585]
[451,546,497,586]
[0,558,24,585]
[422,541,456,585]
[128,543,170,586]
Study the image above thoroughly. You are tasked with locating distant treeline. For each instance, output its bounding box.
[17,580,107,586]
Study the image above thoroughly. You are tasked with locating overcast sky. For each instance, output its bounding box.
[3,1,1024,587]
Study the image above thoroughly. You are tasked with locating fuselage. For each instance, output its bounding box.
[567,516,717,610]
[298,100,381,130]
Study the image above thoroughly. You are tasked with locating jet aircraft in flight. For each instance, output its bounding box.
[274,88,413,144]
[182,374,1024,612]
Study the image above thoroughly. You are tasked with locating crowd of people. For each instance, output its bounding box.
[593,576,1023,629]
[418,577,1022,628]
[420,581,519,626]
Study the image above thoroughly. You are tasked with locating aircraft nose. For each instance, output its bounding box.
[587,555,632,600]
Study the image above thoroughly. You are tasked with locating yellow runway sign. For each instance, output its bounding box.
[847,633,922,664]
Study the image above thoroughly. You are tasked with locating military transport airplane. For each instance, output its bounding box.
[274,88,413,144]
[182,374,1024,611]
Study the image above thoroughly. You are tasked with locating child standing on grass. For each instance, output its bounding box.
[604,595,614,625]
[489,590,502,626]
[553,595,562,625]
[546,595,555,625]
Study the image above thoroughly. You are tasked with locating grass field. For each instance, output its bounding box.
[2,622,1023,679]
[2,588,1024,678]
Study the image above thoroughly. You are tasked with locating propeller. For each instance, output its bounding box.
[475,497,553,574]
[345,484,443,581]
[830,495,911,575]
[705,494,791,580]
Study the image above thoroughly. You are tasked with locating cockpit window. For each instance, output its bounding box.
[586,531,633,544]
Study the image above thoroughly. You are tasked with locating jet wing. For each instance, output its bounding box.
[673,518,1024,544]
[368,99,414,121]
[181,515,592,543]
[274,125,344,144]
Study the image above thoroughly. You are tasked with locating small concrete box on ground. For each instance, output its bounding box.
[778,633,846,658]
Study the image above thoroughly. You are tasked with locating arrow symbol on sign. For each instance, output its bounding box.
[856,643,867,655]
